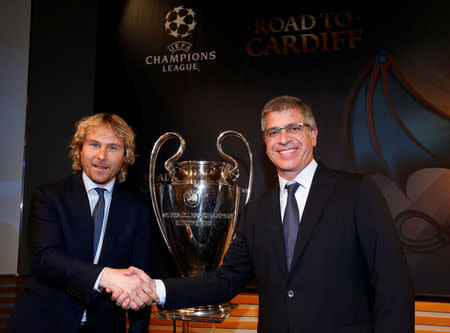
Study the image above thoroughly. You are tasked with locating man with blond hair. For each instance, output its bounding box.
[7,113,158,333]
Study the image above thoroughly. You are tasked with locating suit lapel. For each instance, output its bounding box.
[290,163,336,272]
[67,174,94,261]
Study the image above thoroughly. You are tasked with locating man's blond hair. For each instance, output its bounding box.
[69,113,135,183]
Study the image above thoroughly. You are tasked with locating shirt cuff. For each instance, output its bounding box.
[154,279,166,305]
[94,267,107,292]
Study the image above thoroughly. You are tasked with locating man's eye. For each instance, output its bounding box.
[90,143,99,148]
[288,125,302,133]
[267,129,279,137]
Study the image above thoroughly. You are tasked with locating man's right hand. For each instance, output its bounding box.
[100,267,158,310]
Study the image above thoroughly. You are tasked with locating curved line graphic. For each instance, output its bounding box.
[367,62,393,179]
[389,58,450,120]
[345,51,450,252]
[381,58,439,160]
[395,209,450,251]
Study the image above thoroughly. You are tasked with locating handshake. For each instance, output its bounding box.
[99,266,159,311]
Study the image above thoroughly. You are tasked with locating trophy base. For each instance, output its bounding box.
[153,302,236,323]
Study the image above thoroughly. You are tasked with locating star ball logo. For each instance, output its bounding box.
[145,5,216,73]
[165,6,196,38]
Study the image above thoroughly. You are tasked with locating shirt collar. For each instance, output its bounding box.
[278,159,318,192]
[82,172,115,194]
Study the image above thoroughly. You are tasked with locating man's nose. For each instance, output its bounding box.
[96,147,107,159]
[279,128,290,143]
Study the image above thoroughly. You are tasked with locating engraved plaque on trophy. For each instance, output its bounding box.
[149,131,253,319]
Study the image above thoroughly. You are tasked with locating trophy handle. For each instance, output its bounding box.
[216,130,254,204]
[149,132,185,251]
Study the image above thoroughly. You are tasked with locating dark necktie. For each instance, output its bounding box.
[92,187,106,257]
[283,182,300,270]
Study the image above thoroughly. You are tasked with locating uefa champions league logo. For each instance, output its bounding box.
[165,6,196,38]
[144,5,216,72]
[184,189,200,208]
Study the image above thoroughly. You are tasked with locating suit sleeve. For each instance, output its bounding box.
[163,209,254,309]
[355,177,415,332]
[29,187,103,305]
[127,203,152,333]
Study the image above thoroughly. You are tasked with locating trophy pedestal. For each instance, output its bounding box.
[154,302,236,322]
[153,302,237,332]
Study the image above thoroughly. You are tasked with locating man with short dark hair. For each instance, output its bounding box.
[116,97,415,332]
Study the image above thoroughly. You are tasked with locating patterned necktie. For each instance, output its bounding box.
[92,187,106,257]
[283,182,300,270]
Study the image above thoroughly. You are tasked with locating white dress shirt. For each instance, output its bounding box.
[279,159,317,223]
[82,172,115,265]
[81,172,115,321]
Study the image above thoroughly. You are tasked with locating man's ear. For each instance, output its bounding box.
[311,127,318,147]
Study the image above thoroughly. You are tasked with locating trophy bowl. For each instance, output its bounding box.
[149,131,253,318]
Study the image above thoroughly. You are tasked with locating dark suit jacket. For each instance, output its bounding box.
[163,163,414,332]
[7,173,153,333]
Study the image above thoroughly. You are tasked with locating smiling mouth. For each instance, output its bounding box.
[93,164,108,170]
[279,148,297,154]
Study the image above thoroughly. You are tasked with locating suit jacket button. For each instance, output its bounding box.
[287,289,295,298]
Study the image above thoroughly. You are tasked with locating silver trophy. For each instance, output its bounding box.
[149,131,253,318]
